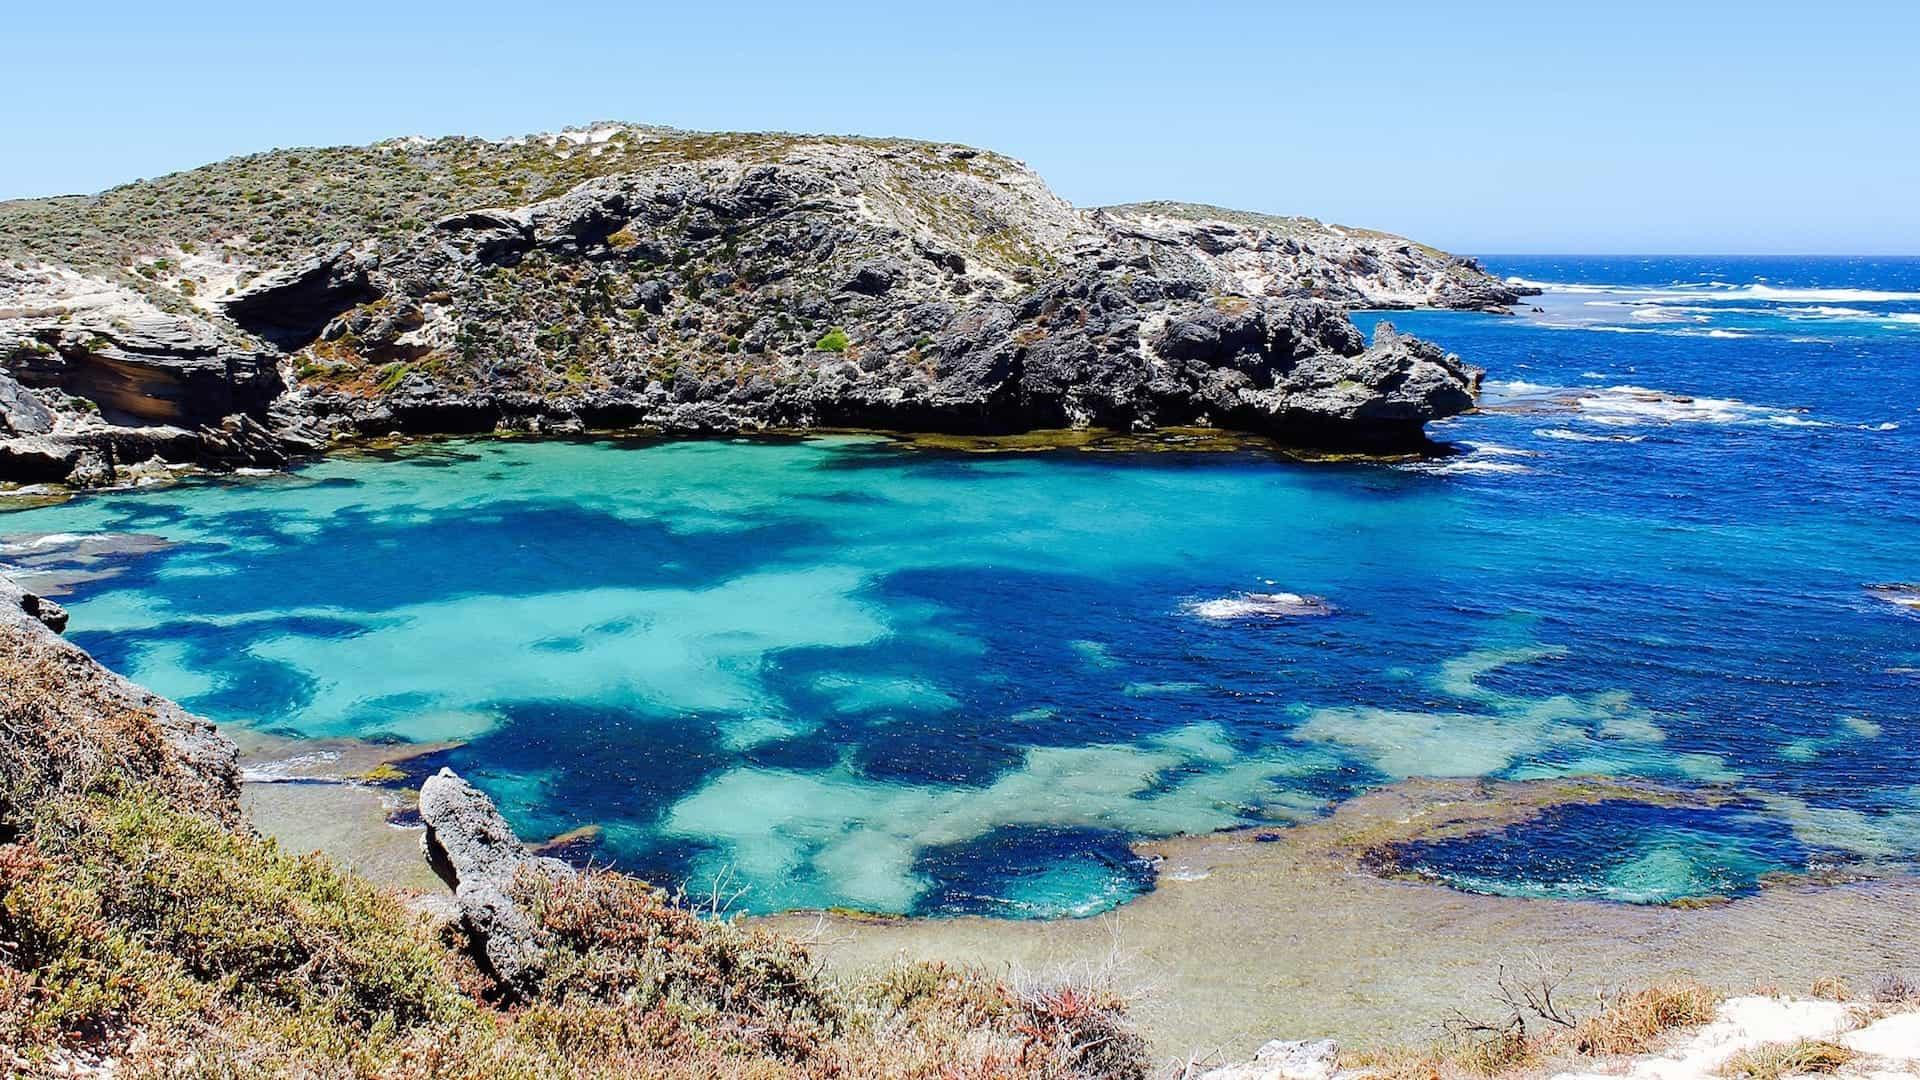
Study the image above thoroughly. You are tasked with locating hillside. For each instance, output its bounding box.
[1,124,1527,487]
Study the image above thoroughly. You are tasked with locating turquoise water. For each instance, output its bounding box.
[4,255,1918,915]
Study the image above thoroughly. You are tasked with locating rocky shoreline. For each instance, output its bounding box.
[9,568,1920,1072]
[2,124,1531,489]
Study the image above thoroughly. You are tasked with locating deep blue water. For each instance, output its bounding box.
[3,255,1917,916]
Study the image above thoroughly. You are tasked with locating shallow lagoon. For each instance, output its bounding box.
[4,256,1918,916]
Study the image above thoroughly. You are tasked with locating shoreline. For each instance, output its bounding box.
[0,420,1460,510]
[240,766,1920,1062]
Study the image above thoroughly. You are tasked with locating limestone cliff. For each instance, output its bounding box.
[0,124,1524,486]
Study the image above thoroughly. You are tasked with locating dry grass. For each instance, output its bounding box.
[1572,979,1723,1055]
[1719,1039,1857,1080]
[1338,973,1724,1080]
[1,611,1150,1078]
[1809,976,1852,1002]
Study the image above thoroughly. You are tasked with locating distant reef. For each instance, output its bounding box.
[0,123,1531,487]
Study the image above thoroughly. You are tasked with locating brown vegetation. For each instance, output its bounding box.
[0,602,1148,1078]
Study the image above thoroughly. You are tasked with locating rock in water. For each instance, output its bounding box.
[1186,592,1335,619]
[1868,583,1920,611]
[418,767,573,991]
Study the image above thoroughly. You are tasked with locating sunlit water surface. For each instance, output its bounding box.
[4,256,1918,916]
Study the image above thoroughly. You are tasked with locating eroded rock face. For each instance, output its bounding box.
[0,373,54,435]
[0,263,300,486]
[418,767,573,991]
[2,125,1507,483]
[221,248,380,350]
[7,313,281,426]
[287,150,1484,450]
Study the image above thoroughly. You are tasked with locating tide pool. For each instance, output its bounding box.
[4,255,1918,916]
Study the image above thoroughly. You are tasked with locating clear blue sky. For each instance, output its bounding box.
[6,1,1914,254]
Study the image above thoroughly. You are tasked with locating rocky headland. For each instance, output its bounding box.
[0,123,1529,488]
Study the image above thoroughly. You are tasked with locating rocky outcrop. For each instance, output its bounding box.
[221,247,380,349]
[418,767,573,990]
[283,147,1485,450]
[0,573,239,816]
[1199,1037,1341,1080]
[0,263,304,486]
[1,124,1513,485]
[1099,202,1535,312]
[0,372,54,435]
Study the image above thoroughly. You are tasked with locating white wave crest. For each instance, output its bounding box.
[1401,458,1536,476]
[1532,428,1647,443]
[1484,382,1823,429]
[1510,277,1920,305]
[1185,592,1334,619]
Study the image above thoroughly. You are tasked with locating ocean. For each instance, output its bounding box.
[4,255,1916,917]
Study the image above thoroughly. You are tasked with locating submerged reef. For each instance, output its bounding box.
[0,573,1152,1076]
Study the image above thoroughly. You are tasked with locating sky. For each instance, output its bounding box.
[4,0,1914,254]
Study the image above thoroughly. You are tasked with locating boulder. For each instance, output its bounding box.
[1199,1038,1341,1080]
[0,372,54,435]
[418,767,573,991]
[0,436,111,486]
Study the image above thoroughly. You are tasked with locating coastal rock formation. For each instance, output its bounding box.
[1198,1037,1342,1080]
[1,123,1513,485]
[1099,202,1527,311]
[0,573,238,817]
[418,767,573,989]
[0,264,301,486]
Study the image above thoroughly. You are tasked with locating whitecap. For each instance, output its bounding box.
[1513,383,1818,429]
[1532,428,1646,443]
[1868,584,1920,611]
[1401,459,1535,475]
[1519,278,1920,304]
[1184,592,1334,619]
[0,532,86,554]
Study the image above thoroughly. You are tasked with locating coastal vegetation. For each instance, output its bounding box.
[1,122,1520,490]
[0,580,1148,1077]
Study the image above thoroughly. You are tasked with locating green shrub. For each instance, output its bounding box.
[815,327,851,352]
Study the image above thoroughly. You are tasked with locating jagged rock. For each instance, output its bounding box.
[0,372,54,435]
[2,124,1514,478]
[12,588,70,633]
[418,767,573,990]
[843,259,906,295]
[0,435,79,483]
[433,208,536,265]
[221,248,380,349]
[1098,202,1536,311]
[1199,1037,1341,1080]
